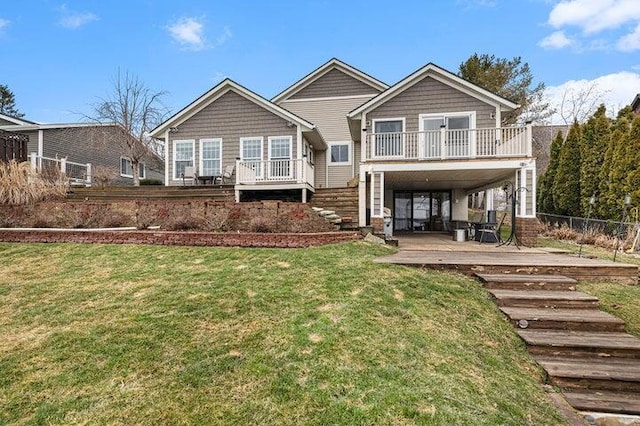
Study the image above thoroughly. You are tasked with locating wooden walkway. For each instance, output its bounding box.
[375,235,638,284]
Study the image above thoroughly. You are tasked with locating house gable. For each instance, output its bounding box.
[367,76,497,131]
[0,113,35,126]
[272,58,388,103]
[289,68,382,100]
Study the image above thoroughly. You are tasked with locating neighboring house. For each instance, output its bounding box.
[0,114,164,185]
[151,59,537,235]
[632,93,640,115]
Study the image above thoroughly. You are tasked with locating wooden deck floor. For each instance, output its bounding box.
[376,234,639,284]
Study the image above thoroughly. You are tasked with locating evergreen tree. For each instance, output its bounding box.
[580,105,610,215]
[624,116,640,215]
[552,122,582,216]
[537,130,564,213]
[603,118,632,220]
[0,84,24,118]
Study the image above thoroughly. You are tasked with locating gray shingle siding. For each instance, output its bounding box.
[167,90,298,185]
[290,69,381,100]
[367,76,496,131]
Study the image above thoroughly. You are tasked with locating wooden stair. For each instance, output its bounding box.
[310,187,359,231]
[476,272,640,418]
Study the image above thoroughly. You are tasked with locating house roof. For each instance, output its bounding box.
[271,58,389,103]
[150,78,326,148]
[0,122,118,132]
[347,62,520,119]
[0,113,37,126]
[632,93,640,111]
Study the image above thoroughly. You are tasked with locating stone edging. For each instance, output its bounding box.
[0,229,362,248]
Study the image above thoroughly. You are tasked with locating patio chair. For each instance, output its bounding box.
[221,164,235,184]
[181,166,194,186]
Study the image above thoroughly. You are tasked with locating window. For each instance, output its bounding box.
[240,137,264,178]
[373,119,405,157]
[329,142,351,165]
[173,139,195,180]
[200,138,222,176]
[268,136,292,178]
[120,157,145,179]
[419,112,475,158]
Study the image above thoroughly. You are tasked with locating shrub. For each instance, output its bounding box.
[249,216,276,233]
[140,178,163,185]
[0,160,68,205]
[91,166,118,189]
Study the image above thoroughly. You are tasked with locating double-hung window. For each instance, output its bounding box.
[173,139,195,180]
[120,157,145,179]
[268,136,292,179]
[329,141,351,165]
[200,138,222,177]
[373,119,404,158]
[240,137,264,178]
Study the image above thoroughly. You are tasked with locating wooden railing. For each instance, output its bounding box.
[363,125,532,161]
[236,159,314,186]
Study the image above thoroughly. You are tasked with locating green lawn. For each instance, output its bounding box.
[0,242,565,425]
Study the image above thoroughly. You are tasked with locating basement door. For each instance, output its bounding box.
[394,191,451,232]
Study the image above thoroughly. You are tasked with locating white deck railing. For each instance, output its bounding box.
[30,153,92,186]
[236,159,314,186]
[364,125,532,161]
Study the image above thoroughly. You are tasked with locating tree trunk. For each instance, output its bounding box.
[132,161,140,186]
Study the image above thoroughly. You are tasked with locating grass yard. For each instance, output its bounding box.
[0,242,565,425]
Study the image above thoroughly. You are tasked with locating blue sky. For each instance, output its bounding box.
[1,0,639,124]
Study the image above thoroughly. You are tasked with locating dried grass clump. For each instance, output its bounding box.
[92,165,118,189]
[0,161,69,205]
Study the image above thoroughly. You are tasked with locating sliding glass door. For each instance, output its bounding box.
[393,191,451,232]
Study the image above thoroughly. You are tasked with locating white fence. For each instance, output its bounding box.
[236,159,314,187]
[30,153,92,186]
[364,125,531,161]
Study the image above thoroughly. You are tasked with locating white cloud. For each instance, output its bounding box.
[0,18,9,31]
[617,23,640,51]
[539,30,573,49]
[548,0,640,34]
[215,26,232,47]
[167,17,206,50]
[58,4,98,29]
[546,71,640,124]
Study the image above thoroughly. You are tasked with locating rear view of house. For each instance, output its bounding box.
[151,58,538,239]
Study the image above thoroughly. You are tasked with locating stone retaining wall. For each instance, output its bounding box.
[0,229,361,248]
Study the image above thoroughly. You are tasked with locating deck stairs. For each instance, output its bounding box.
[476,273,640,417]
[310,187,359,230]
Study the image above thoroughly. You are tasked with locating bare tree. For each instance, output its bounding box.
[88,71,168,185]
[559,82,608,124]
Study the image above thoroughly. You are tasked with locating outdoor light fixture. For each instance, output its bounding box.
[589,195,596,206]
[624,194,632,206]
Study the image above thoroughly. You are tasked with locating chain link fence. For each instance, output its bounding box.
[537,213,634,237]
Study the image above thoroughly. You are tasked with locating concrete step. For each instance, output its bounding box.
[518,329,640,359]
[500,307,625,332]
[476,273,577,291]
[489,289,599,309]
[535,356,640,392]
[563,390,640,415]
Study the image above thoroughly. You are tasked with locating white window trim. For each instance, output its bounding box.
[372,117,406,133]
[240,136,264,178]
[199,138,222,177]
[120,156,146,179]
[267,136,293,161]
[268,135,293,179]
[172,139,195,181]
[371,118,406,159]
[418,111,476,131]
[328,141,352,166]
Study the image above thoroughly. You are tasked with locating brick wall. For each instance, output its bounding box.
[515,217,541,247]
[0,229,361,248]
